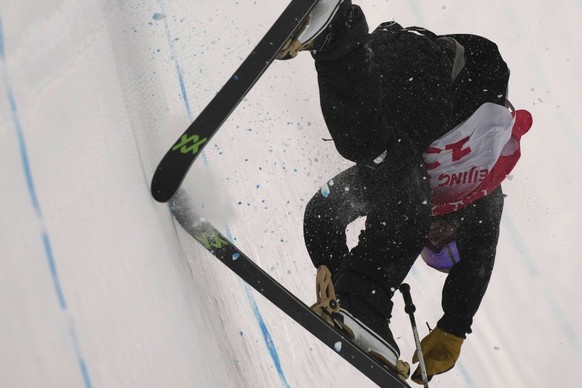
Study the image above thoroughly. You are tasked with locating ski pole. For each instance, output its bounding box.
[399,283,429,388]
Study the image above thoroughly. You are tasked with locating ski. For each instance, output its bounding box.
[151,0,319,203]
[170,194,410,388]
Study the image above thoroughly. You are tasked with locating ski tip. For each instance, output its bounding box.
[150,164,180,203]
[152,191,171,203]
[151,181,174,203]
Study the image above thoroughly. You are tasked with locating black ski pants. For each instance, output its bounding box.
[303,153,432,319]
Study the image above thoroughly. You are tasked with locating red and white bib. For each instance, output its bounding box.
[423,103,532,215]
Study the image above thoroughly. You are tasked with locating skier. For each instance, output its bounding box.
[278,0,531,384]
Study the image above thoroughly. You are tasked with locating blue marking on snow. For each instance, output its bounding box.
[160,4,289,385]
[160,1,210,165]
[0,18,4,59]
[244,282,291,388]
[502,213,540,277]
[152,13,166,21]
[456,363,476,387]
[545,291,582,357]
[406,2,427,27]
[40,232,66,309]
[67,318,93,388]
[225,228,291,388]
[0,17,93,388]
[159,4,191,120]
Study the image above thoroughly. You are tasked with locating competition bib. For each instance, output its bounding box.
[423,103,518,214]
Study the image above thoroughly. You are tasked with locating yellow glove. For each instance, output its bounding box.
[411,327,464,384]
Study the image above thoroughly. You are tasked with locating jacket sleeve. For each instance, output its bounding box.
[437,186,504,338]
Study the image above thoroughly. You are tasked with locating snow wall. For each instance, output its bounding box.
[1,0,581,387]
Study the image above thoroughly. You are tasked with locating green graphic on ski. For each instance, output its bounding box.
[151,0,319,202]
[170,195,411,388]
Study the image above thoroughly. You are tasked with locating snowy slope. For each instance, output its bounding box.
[1,0,580,387]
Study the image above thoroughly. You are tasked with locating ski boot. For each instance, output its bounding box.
[311,266,410,382]
[277,0,352,59]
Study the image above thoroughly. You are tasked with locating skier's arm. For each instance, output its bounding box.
[438,187,505,338]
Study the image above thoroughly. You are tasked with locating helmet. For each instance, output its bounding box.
[420,241,460,273]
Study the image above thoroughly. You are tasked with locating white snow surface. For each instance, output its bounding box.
[1,0,581,387]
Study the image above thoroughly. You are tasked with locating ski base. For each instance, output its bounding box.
[151,0,319,203]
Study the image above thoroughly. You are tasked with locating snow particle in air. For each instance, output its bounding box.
[334,341,342,352]
[320,183,330,198]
